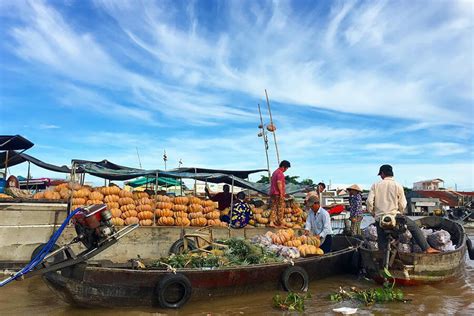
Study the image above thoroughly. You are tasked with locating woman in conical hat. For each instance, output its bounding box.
[347,184,363,236]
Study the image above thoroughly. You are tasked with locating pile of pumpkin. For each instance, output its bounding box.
[267,229,324,257]
[34,182,226,228]
[248,200,307,229]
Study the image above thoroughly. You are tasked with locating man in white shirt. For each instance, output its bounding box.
[367,164,438,254]
[304,196,333,253]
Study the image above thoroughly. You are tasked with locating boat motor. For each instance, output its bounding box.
[72,204,116,249]
[379,214,407,271]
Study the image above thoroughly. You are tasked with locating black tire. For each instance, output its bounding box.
[155,273,192,309]
[281,266,309,292]
[169,238,197,255]
[467,238,474,260]
[31,243,65,266]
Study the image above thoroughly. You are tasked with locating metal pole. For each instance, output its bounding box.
[228,176,235,229]
[155,172,158,195]
[265,89,280,164]
[258,104,271,179]
[3,151,8,179]
[26,161,31,192]
[194,168,197,196]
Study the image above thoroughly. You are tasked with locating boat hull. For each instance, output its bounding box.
[360,216,467,285]
[43,235,361,308]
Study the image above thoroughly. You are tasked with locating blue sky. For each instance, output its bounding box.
[0,0,473,190]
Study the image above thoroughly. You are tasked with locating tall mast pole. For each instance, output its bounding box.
[265,89,280,164]
[258,104,271,179]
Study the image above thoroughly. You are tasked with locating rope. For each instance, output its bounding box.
[0,208,81,287]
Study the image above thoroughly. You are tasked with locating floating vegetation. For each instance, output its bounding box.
[329,285,410,306]
[273,292,312,312]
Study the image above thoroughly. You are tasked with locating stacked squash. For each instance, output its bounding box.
[267,229,324,257]
[249,199,306,229]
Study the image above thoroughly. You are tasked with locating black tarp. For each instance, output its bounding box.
[0,151,72,173]
[0,135,34,151]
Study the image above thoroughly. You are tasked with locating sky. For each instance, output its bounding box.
[0,0,473,191]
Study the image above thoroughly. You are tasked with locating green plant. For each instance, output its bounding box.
[273,292,311,312]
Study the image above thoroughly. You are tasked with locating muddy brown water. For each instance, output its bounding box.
[1,251,472,315]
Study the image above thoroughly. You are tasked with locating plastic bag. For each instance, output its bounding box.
[398,229,413,244]
[421,228,433,238]
[427,229,451,249]
[364,240,379,250]
[397,242,412,253]
[436,240,455,252]
[363,224,378,242]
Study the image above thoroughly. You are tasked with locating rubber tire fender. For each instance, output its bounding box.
[281,266,309,292]
[31,243,65,265]
[169,238,197,255]
[466,238,474,260]
[155,273,192,309]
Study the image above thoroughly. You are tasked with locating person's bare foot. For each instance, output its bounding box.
[268,222,277,228]
[426,247,440,254]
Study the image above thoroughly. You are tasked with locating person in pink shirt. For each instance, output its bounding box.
[269,160,291,228]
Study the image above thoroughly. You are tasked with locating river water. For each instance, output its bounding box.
[1,225,473,315]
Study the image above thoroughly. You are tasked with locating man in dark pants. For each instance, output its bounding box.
[367,164,439,253]
[304,196,333,253]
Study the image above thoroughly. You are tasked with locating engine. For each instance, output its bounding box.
[72,204,116,249]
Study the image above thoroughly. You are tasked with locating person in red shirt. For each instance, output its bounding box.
[205,184,233,211]
[269,160,291,228]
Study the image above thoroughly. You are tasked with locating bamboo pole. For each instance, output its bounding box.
[265,89,280,164]
[258,104,271,179]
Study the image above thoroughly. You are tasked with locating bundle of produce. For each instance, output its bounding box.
[260,229,323,257]
[398,229,412,243]
[150,238,284,269]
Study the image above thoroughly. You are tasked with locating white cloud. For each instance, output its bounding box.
[39,124,59,129]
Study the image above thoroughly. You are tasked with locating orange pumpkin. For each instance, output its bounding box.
[207,219,222,226]
[111,217,124,226]
[59,188,71,199]
[137,211,153,220]
[107,202,119,210]
[104,195,120,203]
[139,219,153,226]
[86,199,103,205]
[124,217,139,225]
[188,196,202,205]
[173,211,188,218]
[119,190,133,198]
[110,208,122,218]
[172,204,188,212]
[33,192,45,199]
[154,195,171,202]
[188,212,203,219]
[190,217,207,227]
[155,209,174,217]
[157,202,174,210]
[175,217,191,226]
[157,216,175,226]
[122,210,138,218]
[72,198,86,205]
[89,191,104,201]
[136,197,152,205]
[174,196,189,205]
[188,204,203,213]
[205,211,220,220]
[120,204,136,212]
[136,204,153,212]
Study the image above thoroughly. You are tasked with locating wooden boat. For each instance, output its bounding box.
[43,235,361,308]
[359,216,470,285]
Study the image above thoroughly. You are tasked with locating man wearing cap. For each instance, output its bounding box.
[304,196,333,253]
[269,160,291,228]
[347,184,363,236]
[304,182,326,211]
[367,164,439,254]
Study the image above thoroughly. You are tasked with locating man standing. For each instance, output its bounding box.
[269,160,291,228]
[304,182,326,210]
[304,196,333,253]
[367,164,438,253]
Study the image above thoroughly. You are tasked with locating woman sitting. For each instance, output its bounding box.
[221,192,253,228]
